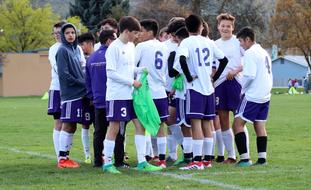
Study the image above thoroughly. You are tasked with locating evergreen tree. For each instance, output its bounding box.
[70,0,129,32]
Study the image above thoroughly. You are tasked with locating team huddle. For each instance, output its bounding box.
[47,13,273,174]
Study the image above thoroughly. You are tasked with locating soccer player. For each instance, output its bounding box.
[78,32,96,164]
[47,21,66,160]
[234,27,273,166]
[55,23,87,168]
[158,26,169,42]
[214,13,249,164]
[135,19,169,168]
[94,18,118,51]
[103,16,162,174]
[177,15,227,170]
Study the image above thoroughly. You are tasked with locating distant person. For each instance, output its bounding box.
[303,76,309,94]
[233,27,273,166]
[94,18,118,51]
[288,78,292,90]
[294,79,299,89]
[158,26,169,42]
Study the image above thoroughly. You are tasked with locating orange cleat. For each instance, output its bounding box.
[57,159,80,168]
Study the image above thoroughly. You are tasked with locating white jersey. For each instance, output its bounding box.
[135,39,168,99]
[178,35,225,95]
[48,42,61,90]
[94,42,101,51]
[78,45,87,73]
[163,39,178,92]
[214,35,244,87]
[173,47,187,100]
[106,38,136,100]
[243,44,273,103]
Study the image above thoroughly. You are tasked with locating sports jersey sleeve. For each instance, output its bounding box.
[243,52,257,78]
[78,46,86,65]
[48,46,57,71]
[178,41,189,58]
[85,60,93,100]
[135,43,143,67]
[211,40,225,60]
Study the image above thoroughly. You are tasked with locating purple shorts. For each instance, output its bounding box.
[215,79,241,111]
[176,98,191,127]
[235,96,270,123]
[47,90,61,119]
[106,100,137,122]
[186,89,215,120]
[166,91,176,108]
[61,98,84,124]
[81,98,95,125]
[154,98,169,122]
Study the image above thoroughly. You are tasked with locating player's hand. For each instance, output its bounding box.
[133,80,142,88]
[169,89,176,96]
[226,71,236,80]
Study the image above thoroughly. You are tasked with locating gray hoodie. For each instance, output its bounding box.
[56,23,86,101]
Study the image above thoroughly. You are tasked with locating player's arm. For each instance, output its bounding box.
[168,51,180,78]
[85,60,93,100]
[213,56,228,82]
[179,55,194,82]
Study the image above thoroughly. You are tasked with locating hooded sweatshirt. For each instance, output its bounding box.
[56,23,87,101]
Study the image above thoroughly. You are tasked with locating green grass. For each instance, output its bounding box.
[0,95,310,190]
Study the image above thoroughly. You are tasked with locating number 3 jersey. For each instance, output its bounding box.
[178,35,225,96]
[243,44,273,103]
[135,39,169,99]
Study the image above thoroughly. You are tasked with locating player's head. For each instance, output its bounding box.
[185,14,203,34]
[78,32,95,55]
[138,19,159,42]
[201,20,209,37]
[61,23,77,45]
[99,30,117,46]
[52,21,66,43]
[97,18,118,35]
[236,27,255,50]
[167,19,186,43]
[175,26,189,44]
[119,16,141,43]
[217,13,235,39]
[158,27,169,42]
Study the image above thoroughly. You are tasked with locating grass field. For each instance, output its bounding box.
[0,95,310,190]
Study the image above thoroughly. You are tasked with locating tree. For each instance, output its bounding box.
[69,0,129,32]
[0,0,58,52]
[270,0,311,70]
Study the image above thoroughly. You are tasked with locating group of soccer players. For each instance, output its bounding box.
[47,13,273,174]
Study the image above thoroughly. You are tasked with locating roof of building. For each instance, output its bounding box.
[272,55,309,68]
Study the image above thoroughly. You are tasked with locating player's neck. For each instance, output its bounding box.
[189,32,200,36]
[221,35,232,41]
[119,34,129,44]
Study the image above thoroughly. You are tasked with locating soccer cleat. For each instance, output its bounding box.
[236,160,252,167]
[179,161,204,170]
[151,156,160,162]
[115,162,130,169]
[136,161,163,172]
[84,156,92,164]
[202,160,212,168]
[166,156,176,163]
[156,160,167,168]
[223,158,237,164]
[215,156,225,163]
[252,160,267,166]
[103,164,121,174]
[173,157,185,166]
[57,159,80,168]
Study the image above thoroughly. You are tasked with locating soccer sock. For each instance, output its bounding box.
[169,124,183,145]
[222,128,236,159]
[167,135,177,160]
[235,132,249,160]
[216,129,225,156]
[58,131,71,160]
[244,126,250,154]
[192,139,203,162]
[203,138,213,161]
[212,131,216,156]
[257,136,267,163]
[157,137,167,161]
[103,139,115,166]
[135,135,147,163]
[145,135,153,157]
[151,136,158,157]
[81,128,90,158]
[182,137,193,161]
[53,129,60,158]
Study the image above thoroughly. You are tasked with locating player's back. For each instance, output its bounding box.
[136,39,169,99]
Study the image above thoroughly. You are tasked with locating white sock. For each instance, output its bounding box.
[103,139,115,166]
[58,131,71,159]
[203,138,213,157]
[182,137,192,154]
[53,129,60,158]
[258,152,267,159]
[135,135,147,163]
[67,133,74,152]
[167,135,177,160]
[169,125,183,145]
[222,128,236,159]
[157,137,167,159]
[244,126,250,155]
[145,135,153,157]
[216,129,225,156]
[212,131,216,156]
[81,128,90,158]
[192,139,203,159]
[151,136,158,156]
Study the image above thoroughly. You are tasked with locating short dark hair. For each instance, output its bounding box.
[140,19,159,37]
[159,27,168,36]
[185,14,202,33]
[175,27,189,39]
[201,20,209,37]
[97,18,118,30]
[53,21,66,28]
[119,16,141,33]
[99,30,116,44]
[236,27,255,41]
[167,19,185,34]
[78,32,95,45]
